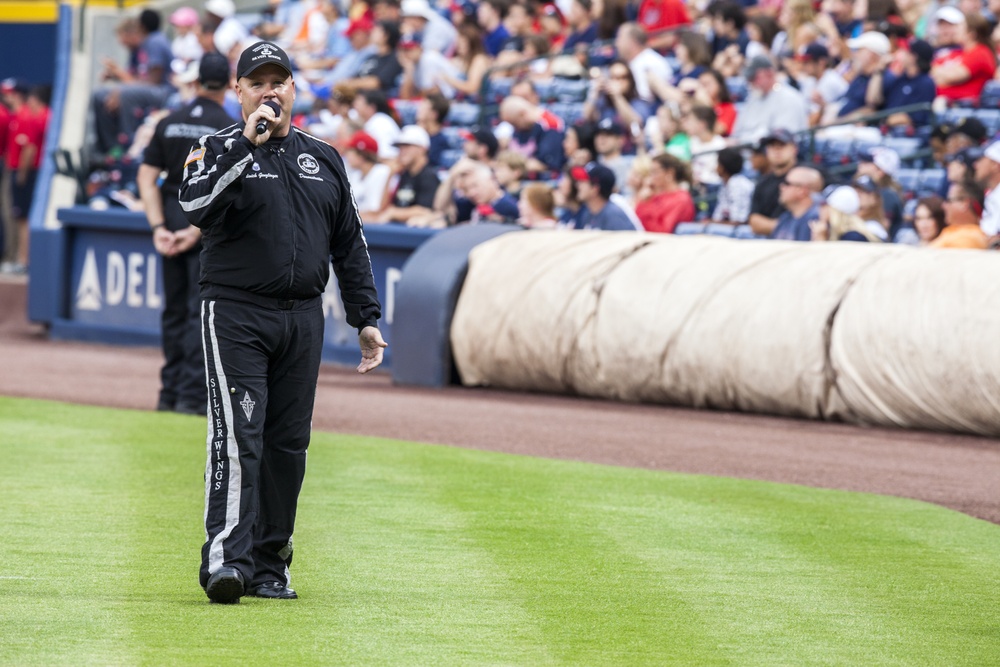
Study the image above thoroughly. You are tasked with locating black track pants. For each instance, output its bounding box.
[199,296,324,590]
[159,246,203,408]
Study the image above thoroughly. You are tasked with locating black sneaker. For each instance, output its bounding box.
[156,399,174,412]
[247,581,298,599]
[205,567,244,604]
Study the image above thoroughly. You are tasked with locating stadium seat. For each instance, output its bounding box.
[545,102,586,125]
[674,222,706,235]
[896,168,919,195]
[533,80,556,103]
[882,137,923,165]
[489,77,514,101]
[917,168,946,196]
[981,80,1000,107]
[440,126,467,150]
[551,78,589,103]
[725,76,748,103]
[704,223,737,237]
[393,99,419,126]
[445,102,481,127]
[903,198,919,218]
[733,224,765,239]
[438,149,465,169]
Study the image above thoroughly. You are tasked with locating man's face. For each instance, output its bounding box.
[936,19,959,45]
[765,141,797,170]
[398,144,423,169]
[235,64,295,129]
[350,29,372,49]
[778,168,812,206]
[574,178,594,202]
[974,156,1000,184]
[752,68,776,92]
[594,132,622,156]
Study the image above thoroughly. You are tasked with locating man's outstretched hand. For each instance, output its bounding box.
[357,326,388,374]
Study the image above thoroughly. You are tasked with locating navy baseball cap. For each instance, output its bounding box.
[762,128,796,146]
[199,52,231,89]
[571,161,616,199]
[596,118,625,135]
[461,127,498,158]
[237,41,293,79]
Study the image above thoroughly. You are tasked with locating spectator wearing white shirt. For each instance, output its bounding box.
[711,147,755,224]
[730,55,809,143]
[973,140,1000,239]
[683,105,728,186]
[614,22,673,103]
[397,32,460,98]
[400,0,457,55]
[344,131,392,222]
[353,89,401,160]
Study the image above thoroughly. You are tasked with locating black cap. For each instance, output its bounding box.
[853,174,879,193]
[199,52,231,89]
[237,41,293,79]
[953,117,987,144]
[465,127,498,158]
[798,42,829,61]
[762,128,796,146]
[571,161,617,199]
[908,39,934,65]
[596,117,625,135]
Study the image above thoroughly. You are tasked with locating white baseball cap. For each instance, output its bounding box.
[823,186,861,215]
[393,124,431,149]
[401,0,438,21]
[864,147,900,178]
[205,0,236,18]
[934,5,966,24]
[984,140,1000,164]
[847,31,891,56]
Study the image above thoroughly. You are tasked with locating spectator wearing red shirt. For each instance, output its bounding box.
[2,83,49,274]
[635,153,696,233]
[636,0,691,51]
[932,11,997,103]
[0,95,9,263]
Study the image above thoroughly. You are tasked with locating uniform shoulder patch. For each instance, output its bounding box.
[184,147,206,167]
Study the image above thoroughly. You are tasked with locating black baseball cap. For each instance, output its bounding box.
[570,161,616,199]
[199,52,231,89]
[853,174,879,193]
[953,117,987,144]
[237,41,293,79]
[462,127,499,158]
[596,117,625,135]
[762,128,796,146]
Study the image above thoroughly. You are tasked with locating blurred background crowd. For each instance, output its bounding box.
[36,0,1000,259]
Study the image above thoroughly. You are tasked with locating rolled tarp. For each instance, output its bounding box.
[451,231,999,435]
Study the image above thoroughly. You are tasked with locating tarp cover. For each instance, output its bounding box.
[451,232,999,435]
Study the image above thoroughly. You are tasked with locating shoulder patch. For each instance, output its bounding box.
[184,147,206,167]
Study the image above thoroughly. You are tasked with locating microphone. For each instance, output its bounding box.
[255,100,282,135]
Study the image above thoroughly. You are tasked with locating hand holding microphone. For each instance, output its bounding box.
[247,100,282,144]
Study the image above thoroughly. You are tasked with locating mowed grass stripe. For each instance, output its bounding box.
[1,397,999,666]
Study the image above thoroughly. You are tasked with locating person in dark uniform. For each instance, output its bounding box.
[178,41,386,604]
[138,52,237,415]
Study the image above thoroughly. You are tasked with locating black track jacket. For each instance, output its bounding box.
[178,124,381,331]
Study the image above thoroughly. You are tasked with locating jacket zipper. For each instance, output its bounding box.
[273,145,297,293]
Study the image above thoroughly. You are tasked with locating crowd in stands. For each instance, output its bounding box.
[81,0,1000,252]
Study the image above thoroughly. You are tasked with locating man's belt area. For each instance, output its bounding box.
[203,285,322,311]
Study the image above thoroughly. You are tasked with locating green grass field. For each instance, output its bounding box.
[1,396,998,666]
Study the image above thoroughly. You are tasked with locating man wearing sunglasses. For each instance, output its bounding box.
[770,166,824,241]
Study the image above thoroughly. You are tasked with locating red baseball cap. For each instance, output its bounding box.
[346,131,379,154]
[345,16,375,36]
